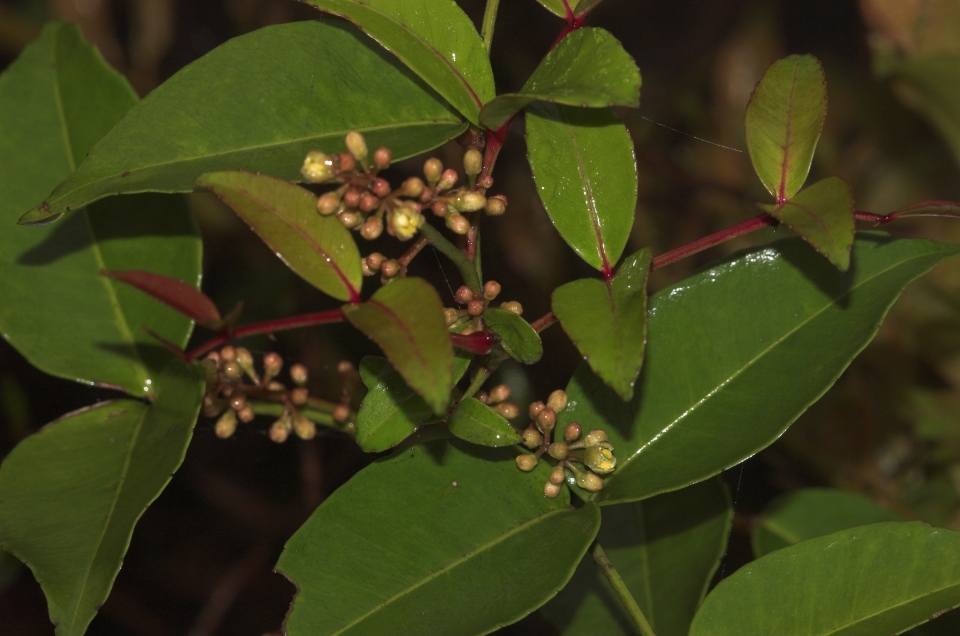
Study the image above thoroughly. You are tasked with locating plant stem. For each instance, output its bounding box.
[650,213,778,271]
[591,541,657,636]
[481,0,500,53]
[247,400,356,436]
[419,222,483,294]
[186,308,346,360]
[531,311,557,333]
[398,236,428,269]
[462,364,493,401]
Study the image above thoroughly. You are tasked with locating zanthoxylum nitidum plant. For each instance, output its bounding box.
[1,1,960,635]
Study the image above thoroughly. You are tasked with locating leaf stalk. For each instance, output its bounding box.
[591,541,657,636]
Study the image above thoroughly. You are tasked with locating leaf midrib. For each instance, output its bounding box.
[561,108,608,271]
[617,248,944,472]
[330,506,572,634]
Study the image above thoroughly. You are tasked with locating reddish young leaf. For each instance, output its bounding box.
[101,270,220,328]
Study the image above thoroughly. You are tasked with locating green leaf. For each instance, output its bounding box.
[479,28,640,130]
[0,360,205,636]
[759,176,854,271]
[20,20,466,224]
[752,488,903,558]
[532,0,605,18]
[553,248,650,401]
[690,522,960,636]
[558,233,960,505]
[196,171,362,303]
[343,278,453,415]
[448,398,522,446]
[298,0,494,126]
[0,21,199,398]
[483,308,543,364]
[526,103,637,273]
[356,349,471,453]
[745,54,826,203]
[276,440,601,635]
[541,478,732,636]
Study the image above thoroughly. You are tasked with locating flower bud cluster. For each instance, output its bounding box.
[514,389,617,497]
[444,280,525,341]
[201,346,355,443]
[474,382,519,419]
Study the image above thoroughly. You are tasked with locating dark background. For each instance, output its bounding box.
[1,0,959,634]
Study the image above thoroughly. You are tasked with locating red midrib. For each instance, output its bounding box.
[777,61,801,205]
[564,113,612,278]
[367,299,429,369]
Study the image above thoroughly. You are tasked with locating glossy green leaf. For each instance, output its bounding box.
[298,0,494,126]
[483,308,543,364]
[0,360,205,636]
[20,20,465,224]
[356,349,471,453]
[745,54,826,202]
[196,171,362,302]
[752,488,903,558]
[526,103,637,273]
[558,233,960,505]
[542,478,732,636]
[690,522,960,636]
[553,248,650,401]
[277,440,601,635]
[448,398,522,446]
[759,177,854,271]
[344,278,453,415]
[0,21,199,398]
[479,28,640,130]
[533,0,605,18]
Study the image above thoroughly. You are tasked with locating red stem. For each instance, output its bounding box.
[185,309,346,360]
[531,312,557,333]
[651,214,779,271]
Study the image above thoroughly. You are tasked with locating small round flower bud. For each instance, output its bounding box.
[263,352,283,377]
[463,148,483,177]
[373,146,391,169]
[467,299,485,317]
[452,191,486,212]
[294,415,317,440]
[389,205,424,240]
[316,192,341,215]
[236,347,253,368]
[222,361,243,381]
[290,363,308,386]
[522,427,543,449]
[269,418,291,443]
[516,454,538,472]
[437,168,458,191]
[339,211,362,229]
[337,360,355,376]
[528,401,546,420]
[446,213,469,234]
[419,186,434,202]
[478,175,494,189]
[345,131,368,162]
[381,259,401,278]
[301,151,337,183]
[563,422,582,443]
[584,442,617,475]
[485,194,507,216]
[332,404,351,423]
[371,178,392,198]
[205,351,221,364]
[338,152,356,173]
[460,325,476,336]
[493,403,519,419]
[536,407,556,432]
[237,405,255,423]
[267,381,286,392]
[291,388,309,406]
[544,481,562,498]
[431,201,448,217]
[500,301,523,316]
[475,391,489,405]
[483,280,501,301]
[366,252,385,271]
[215,410,237,438]
[443,308,459,326]
[343,188,361,209]
[488,384,511,404]
[455,285,474,304]
[401,177,425,198]
[359,192,380,213]
[221,385,234,397]
[547,390,568,414]
[548,441,569,460]
[229,392,247,412]
[220,346,237,362]
[361,259,375,276]
[583,429,608,447]
[549,465,567,485]
[423,158,443,183]
[360,217,384,240]
[576,471,604,492]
